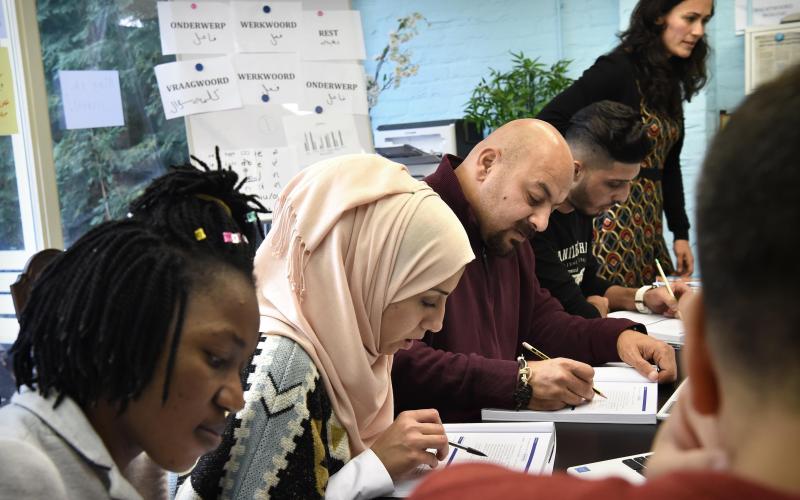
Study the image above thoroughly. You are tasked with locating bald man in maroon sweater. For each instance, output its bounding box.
[392,119,676,423]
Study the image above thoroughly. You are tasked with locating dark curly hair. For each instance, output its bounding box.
[617,0,714,117]
[11,155,267,411]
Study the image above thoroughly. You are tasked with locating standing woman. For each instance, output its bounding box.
[538,0,713,286]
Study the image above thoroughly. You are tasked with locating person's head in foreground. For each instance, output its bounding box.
[456,118,574,256]
[255,154,473,478]
[8,160,265,474]
[408,64,800,499]
[563,100,651,217]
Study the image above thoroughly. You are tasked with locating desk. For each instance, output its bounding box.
[554,351,683,470]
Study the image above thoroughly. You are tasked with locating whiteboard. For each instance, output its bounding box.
[745,21,800,93]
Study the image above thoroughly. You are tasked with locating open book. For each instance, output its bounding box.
[481,366,657,424]
[390,422,556,497]
[608,310,685,345]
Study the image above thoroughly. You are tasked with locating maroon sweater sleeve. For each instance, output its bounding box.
[519,244,634,362]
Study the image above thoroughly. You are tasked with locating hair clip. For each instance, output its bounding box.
[223,231,243,244]
[194,228,207,241]
[246,211,257,223]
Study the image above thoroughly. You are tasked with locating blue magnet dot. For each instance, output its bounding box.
[315,105,323,114]
[263,5,271,13]
[775,33,785,42]
[261,94,270,102]
[195,63,204,71]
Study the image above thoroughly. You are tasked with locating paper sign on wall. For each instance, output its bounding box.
[0,48,17,135]
[282,112,362,167]
[736,0,800,33]
[155,57,242,119]
[58,70,124,130]
[157,1,234,55]
[208,147,299,212]
[234,53,300,105]
[300,62,368,115]
[301,10,366,61]
[232,1,302,53]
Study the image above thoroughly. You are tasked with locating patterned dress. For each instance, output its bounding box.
[593,100,681,287]
[537,50,691,289]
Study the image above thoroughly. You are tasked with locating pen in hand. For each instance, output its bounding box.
[655,258,683,320]
[448,440,487,457]
[521,341,608,399]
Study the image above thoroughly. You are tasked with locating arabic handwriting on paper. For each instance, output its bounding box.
[193,32,219,45]
[169,88,221,114]
[270,33,283,46]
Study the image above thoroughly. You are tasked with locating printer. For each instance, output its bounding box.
[374,119,482,179]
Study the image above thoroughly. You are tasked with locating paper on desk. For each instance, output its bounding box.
[608,310,685,344]
[392,422,556,497]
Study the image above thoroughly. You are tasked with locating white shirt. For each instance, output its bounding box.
[0,388,143,499]
[325,448,395,500]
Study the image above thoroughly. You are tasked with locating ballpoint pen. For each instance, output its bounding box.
[448,440,488,457]
[522,341,608,399]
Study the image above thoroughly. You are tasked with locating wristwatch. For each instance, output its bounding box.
[634,285,656,314]
[512,356,533,410]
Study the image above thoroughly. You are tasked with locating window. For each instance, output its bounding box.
[36,0,188,245]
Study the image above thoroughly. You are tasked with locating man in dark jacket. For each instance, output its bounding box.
[533,100,688,319]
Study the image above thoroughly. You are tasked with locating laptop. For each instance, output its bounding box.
[567,452,653,484]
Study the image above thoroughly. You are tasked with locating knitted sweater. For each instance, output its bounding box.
[178,335,350,499]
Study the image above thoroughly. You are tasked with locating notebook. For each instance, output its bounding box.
[390,421,556,497]
[608,310,685,345]
[567,452,653,484]
[481,366,657,424]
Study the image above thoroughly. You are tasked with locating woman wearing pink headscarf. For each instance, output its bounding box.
[178,154,474,499]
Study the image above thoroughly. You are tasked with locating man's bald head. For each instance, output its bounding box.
[456,119,575,256]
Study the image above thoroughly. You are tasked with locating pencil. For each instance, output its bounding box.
[521,341,608,399]
[655,258,682,320]
[448,441,488,457]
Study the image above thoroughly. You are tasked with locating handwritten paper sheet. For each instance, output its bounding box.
[234,53,300,105]
[157,1,234,55]
[282,112,362,167]
[155,57,242,119]
[232,1,302,53]
[58,70,124,130]
[204,147,299,212]
[0,48,18,135]
[300,62,368,115]
[300,10,366,61]
[392,423,555,497]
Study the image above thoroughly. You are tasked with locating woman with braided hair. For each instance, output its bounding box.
[0,158,266,499]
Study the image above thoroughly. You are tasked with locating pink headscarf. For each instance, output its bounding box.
[254,154,473,453]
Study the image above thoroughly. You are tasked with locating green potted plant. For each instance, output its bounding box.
[464,51,573,133]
